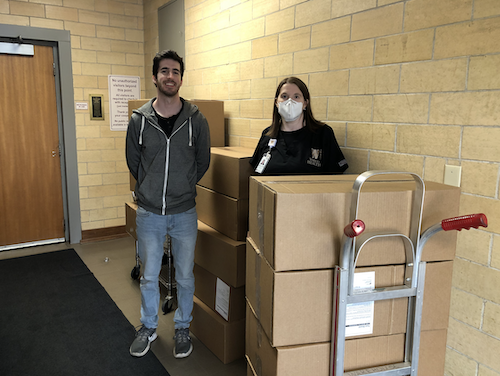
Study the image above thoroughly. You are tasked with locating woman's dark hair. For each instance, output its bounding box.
[152,50,185,79]
[266,76,324,138]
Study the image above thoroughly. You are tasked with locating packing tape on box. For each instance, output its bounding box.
[256,355,263,376]
[256,311,263,348]
[255,246,262,320]
[257,183,265,255]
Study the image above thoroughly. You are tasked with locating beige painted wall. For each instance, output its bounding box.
[1,0,500,374]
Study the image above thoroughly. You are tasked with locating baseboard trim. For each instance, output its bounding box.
[81,225,129,243]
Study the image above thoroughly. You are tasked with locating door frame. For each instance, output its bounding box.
[0,23,82,244]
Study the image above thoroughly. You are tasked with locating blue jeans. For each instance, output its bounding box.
[136,205,198,330]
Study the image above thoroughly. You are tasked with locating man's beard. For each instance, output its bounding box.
[158,81,180,97]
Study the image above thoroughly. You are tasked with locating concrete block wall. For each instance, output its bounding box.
[174,0,500,374]
[0,0,146,231]
[2,0,500,374]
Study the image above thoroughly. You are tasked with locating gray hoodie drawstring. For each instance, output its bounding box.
[188,117,193,146]
[139,116,145,145]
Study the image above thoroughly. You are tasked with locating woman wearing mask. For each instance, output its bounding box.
[250,77,348,174]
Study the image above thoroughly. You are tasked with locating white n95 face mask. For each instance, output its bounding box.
[278,98,304,122]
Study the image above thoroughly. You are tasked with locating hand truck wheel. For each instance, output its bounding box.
[162,296,175,314]
[131,265,140,280]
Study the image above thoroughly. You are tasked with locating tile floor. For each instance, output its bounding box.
[0,237,247,376]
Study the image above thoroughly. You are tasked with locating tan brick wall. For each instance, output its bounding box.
[3,0,500,373]
[177,1,500,374]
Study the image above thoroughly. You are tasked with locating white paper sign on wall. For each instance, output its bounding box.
[108,75,140,131]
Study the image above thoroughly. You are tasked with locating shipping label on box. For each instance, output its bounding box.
[194,263,245,322]
[346,271,375,337]
[215,278,231,320]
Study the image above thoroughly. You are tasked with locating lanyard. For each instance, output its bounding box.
[255,138,277,174]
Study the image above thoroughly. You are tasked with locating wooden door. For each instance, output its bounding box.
[0,45,65,247]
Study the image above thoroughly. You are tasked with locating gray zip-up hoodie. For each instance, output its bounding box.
[126,98,211,215]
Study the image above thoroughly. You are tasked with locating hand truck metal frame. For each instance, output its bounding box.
[131,235,177,315]
[330,171,488,376]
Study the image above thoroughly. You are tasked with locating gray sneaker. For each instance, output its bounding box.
[130,325,157,357]
[173,328,193,358]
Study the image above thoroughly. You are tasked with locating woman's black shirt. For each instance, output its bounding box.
[249,124,348,174]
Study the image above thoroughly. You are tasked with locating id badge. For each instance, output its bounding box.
[255,152,271,174]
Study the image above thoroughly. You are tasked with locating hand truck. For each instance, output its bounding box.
[131,235,177,315]
[330,171,488,376]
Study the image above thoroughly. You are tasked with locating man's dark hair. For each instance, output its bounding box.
[152,50,184,79]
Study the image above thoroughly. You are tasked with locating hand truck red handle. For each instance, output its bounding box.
[441,213,487,231]
[418,213,488,259]
[343,219,365,238]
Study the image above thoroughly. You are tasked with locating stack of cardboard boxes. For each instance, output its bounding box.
[191,146,255,364]
[245,175,460,376]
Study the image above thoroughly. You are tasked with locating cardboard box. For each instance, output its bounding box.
[245,303,405,376]
[188,99,225,147]
[195,221,246,288]
[194,263,246,322]
[127,99,225,146]
[247,238,453,347]
[125,202,138,240]
[196,185,249,241]
[246,238,408,347]
[248,175,460,272]
[421,260,453,331]
[197,146,255,199]
[246,303,447,376]
[191,295,245,364]
[130,173,136,192]
[418,328,448,376]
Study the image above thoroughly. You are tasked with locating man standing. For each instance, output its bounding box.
[126,50,210,359]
